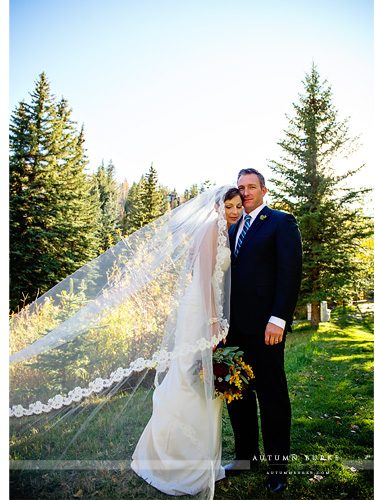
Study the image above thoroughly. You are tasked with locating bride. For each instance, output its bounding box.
[131,187,243,496]
[9,186,243,500]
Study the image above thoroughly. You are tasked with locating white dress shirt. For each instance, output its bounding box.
[235,203,286,331]
[235,203,266,247]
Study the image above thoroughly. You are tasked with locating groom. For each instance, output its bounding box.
[224,168,302,493]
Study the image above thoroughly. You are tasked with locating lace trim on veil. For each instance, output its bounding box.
[10,202,230,419]
[9,326,228,418]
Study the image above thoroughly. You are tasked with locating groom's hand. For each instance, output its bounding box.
[265,322,284,346]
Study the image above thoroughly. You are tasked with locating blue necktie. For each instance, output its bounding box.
[234,215,252,257]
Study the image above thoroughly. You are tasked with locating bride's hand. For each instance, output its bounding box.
[212,334,226,352]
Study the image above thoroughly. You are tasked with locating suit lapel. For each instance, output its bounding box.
[235,206,272,257]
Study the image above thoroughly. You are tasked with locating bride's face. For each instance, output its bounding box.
[224,195,243,226]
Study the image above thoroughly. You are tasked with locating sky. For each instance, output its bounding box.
[8,0,374,195]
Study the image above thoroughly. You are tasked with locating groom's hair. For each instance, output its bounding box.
[237,168,266,189]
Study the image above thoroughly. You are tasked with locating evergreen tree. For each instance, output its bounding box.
[118,178,129,229]
[268,64,372,328]
[9,101,34,308]
[92,159,121,251]
[357,235,374,300]
[139,164,168,224]
[181,183,198,203]
[122,177,145,235]
[9,73,101,310]
[122,165,168,235]
[189,183,199,199]
[181,181,212,203]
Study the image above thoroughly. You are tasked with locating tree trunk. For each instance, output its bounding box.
[310,301,320,329]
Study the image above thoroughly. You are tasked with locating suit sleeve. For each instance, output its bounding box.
[271,213,302,326]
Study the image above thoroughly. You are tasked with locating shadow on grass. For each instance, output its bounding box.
[216,315,374,499]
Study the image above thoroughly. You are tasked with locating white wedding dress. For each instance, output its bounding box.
[131,246,231,496]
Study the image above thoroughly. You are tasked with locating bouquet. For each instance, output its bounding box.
[198,346,255,403]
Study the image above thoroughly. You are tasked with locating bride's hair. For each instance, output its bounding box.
[215,187,242,207]
[223,187,243,203]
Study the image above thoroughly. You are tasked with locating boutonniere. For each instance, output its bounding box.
[260,215,268,220]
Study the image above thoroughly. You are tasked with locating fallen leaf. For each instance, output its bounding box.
[221,481,232,491]
[351,424,360,430]
[73,490,83,498]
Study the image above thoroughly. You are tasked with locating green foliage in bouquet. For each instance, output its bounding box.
[199,346,255,403]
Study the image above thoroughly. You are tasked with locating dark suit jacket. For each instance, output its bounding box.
[229,205,302,335]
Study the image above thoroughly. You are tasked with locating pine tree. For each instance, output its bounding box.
[9,73,101,310]
[118,178,129,230]
[122,165,168,235]
[139,164,168,224]
[9,101,34,307]
[268,64,372,328]
[181,183,198,203]
[189,183,199,199]
[122,177,145,235]
[92,159,121,251]
[48,100,101,277]
[181,181,212,203]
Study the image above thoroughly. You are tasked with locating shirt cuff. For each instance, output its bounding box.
[269,316,286,330]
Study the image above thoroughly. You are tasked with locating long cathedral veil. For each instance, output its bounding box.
[9,185,233,500]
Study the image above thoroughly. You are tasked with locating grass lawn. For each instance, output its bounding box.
[10,309,373,499]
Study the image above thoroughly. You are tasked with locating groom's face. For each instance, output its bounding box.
[238,173,267,213]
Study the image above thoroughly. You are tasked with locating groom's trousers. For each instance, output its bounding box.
[226,323,291,472]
